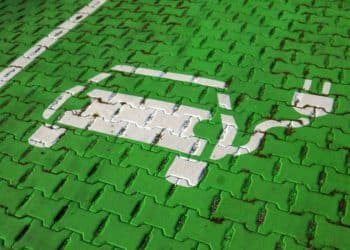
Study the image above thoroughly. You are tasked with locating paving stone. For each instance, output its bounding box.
[126,169,172,204]
[0,0,349,249]
[0,208,32,247]
[13,219,70,250]
[175,209,232,250]
[19,166,68,197]
[245,174,295,211]
[0,180,32,214]
[94,214,151,249]
[15,190,67,228]
[274,158,322,192]
[65,233,113,250]
[132,196,185,237]
[303,143,347,173]
[52,176,104,210]
[53,202,108,242]
[91,184,143,223]
[259,203,313,245]
[0,156,33,186]
[145,228,197,250]
[167,185,218,218]
[228,223,280,250]
[291,184,342,222]
[213,192,264,231]
[200,164,248,197]
[312,216,350,249]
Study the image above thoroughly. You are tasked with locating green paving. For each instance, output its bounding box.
[0,0,350,249]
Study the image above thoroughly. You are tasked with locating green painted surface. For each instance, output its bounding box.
[0,0,350,249]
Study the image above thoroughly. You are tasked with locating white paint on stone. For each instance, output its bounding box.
[29,124,66,148]
[88,72,111,83]
[112,65,136,73]
[174,105,211,120]
[121,123,161,144]
[0,0,107,89]
[217,93,232,109]
[161,72,194,83]
[303,79,312,90]
[322,81,331,95]
[55,89,210,156]
[87,89,117,103]
[217,115,238,147]
[156,130,206,156]
[210,117,310,160]
[81,100,120,121]
[148,110,187,135]
[88,117,126,135]
[292,92,334,117]
[166,156,207,187]
[112,64,226,89]
[43,85,85,119]
[292,80,334,117]
[135,67,164,78]
[109,93,143,108]
[114,105,154,127]
[58,110,93,129]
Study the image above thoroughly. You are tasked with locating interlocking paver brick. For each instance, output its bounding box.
[53,202,108,242]
[52,176,104,210]
[146,228,197,250]
[65,233,113,250]
[0,156,32,186]
[0,180,32,214]
[0,208,32,247]
[274,158,323,192]
[12,219,70,250]
[259,203,313,245]
[213,192,263,231]
[176,210,232,250]
[167,185,218,218]
[245,174,295,211]
[94,214,151,249]
[200,164,248,197]
[15,190,67,227]
[0,0,349,249]
[322,167,350,195]
[228,223,280,250]
[52,151,100,180]
[312,215,350,249]
[303,143,347,173]
[19,166,68,197]
[132,196,185,237]
[126,169,172,204]
[91,184,143,223]
[291,184,342,222]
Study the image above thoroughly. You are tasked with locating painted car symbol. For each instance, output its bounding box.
[28,64,334,187]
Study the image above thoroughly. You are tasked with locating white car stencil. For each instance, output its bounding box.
[28,65,334,187]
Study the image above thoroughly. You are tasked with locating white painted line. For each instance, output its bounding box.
[166,156,207,187]
[112,64,226,89]
[29,124,66,148]
[303,79,312,91]
[217,93,232,109]
[43,85,85,119]
[135,67,164,77]
[88,72,111,83]
[112,65,136,73]
[322,81,331,95]
[0,0,107,89]
[210,117,310,160]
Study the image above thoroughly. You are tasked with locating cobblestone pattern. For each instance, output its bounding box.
[0,0,350,249]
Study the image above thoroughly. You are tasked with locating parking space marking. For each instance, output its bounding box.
[0,0,107,88]
[112,64,227,89]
